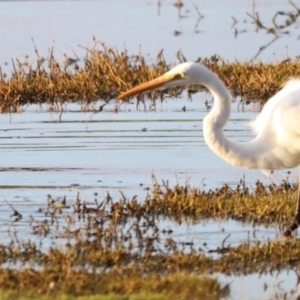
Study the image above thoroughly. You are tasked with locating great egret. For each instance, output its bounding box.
[118,62,300,236]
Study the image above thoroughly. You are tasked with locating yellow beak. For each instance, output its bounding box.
[117,74,169,100]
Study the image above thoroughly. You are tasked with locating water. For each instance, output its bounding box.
[1,0,300,298]
[0,0,299,68]
[220,271,300,300]
[1,95,296,199]
[0,95,296,298]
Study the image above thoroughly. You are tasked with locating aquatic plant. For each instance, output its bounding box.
[1,40,300,112]
[0,179,299,298]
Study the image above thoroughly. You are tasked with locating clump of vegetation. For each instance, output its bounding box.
[142,176,297,226]
[0,273,229,300]
[203,57,300,105]
[0,178,299,298]
[1,39,300,113]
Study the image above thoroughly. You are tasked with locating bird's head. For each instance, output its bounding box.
[118,62,200,100]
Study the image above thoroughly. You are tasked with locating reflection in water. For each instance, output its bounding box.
[0,97,298,298]
[0,95,296,194]
[221,270,300,300]
[0,0,299,298]
[0,0,299,70]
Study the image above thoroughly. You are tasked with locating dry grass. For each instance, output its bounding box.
[1,40,300,112]
[204,57,300,105]
[0,178,299,297]
[148,176,296,225]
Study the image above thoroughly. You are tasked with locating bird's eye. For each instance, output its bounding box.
[172,73,185,80]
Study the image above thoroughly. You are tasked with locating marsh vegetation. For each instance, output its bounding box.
[1,1,300,299]
[1,40,300,114]
[0,178,299,299]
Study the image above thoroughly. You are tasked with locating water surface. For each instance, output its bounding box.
[0,0,299,68]
[0,1,300,299]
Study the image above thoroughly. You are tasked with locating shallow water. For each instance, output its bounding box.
[1,0,300,298]
[0,95,297,299]
[0,0,299,69]
[0,94,296,199]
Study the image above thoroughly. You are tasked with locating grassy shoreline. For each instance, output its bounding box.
[1,41,300,112]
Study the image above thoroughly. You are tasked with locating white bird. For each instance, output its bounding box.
[118,62,300,236]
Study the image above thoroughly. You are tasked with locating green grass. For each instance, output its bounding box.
[0,274,229,300]
[0,292,165,300]
[0,291,166,300]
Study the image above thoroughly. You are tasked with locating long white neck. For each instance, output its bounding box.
[199,67,276,170]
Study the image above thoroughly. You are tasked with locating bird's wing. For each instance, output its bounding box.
[272,89,300,151]
[252,81,300,170]
[250,79,300,134]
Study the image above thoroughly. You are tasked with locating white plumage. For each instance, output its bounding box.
[118,62,300,236]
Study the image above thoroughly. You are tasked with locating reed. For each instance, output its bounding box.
[1,40,300,112]
[0,179,298,297]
